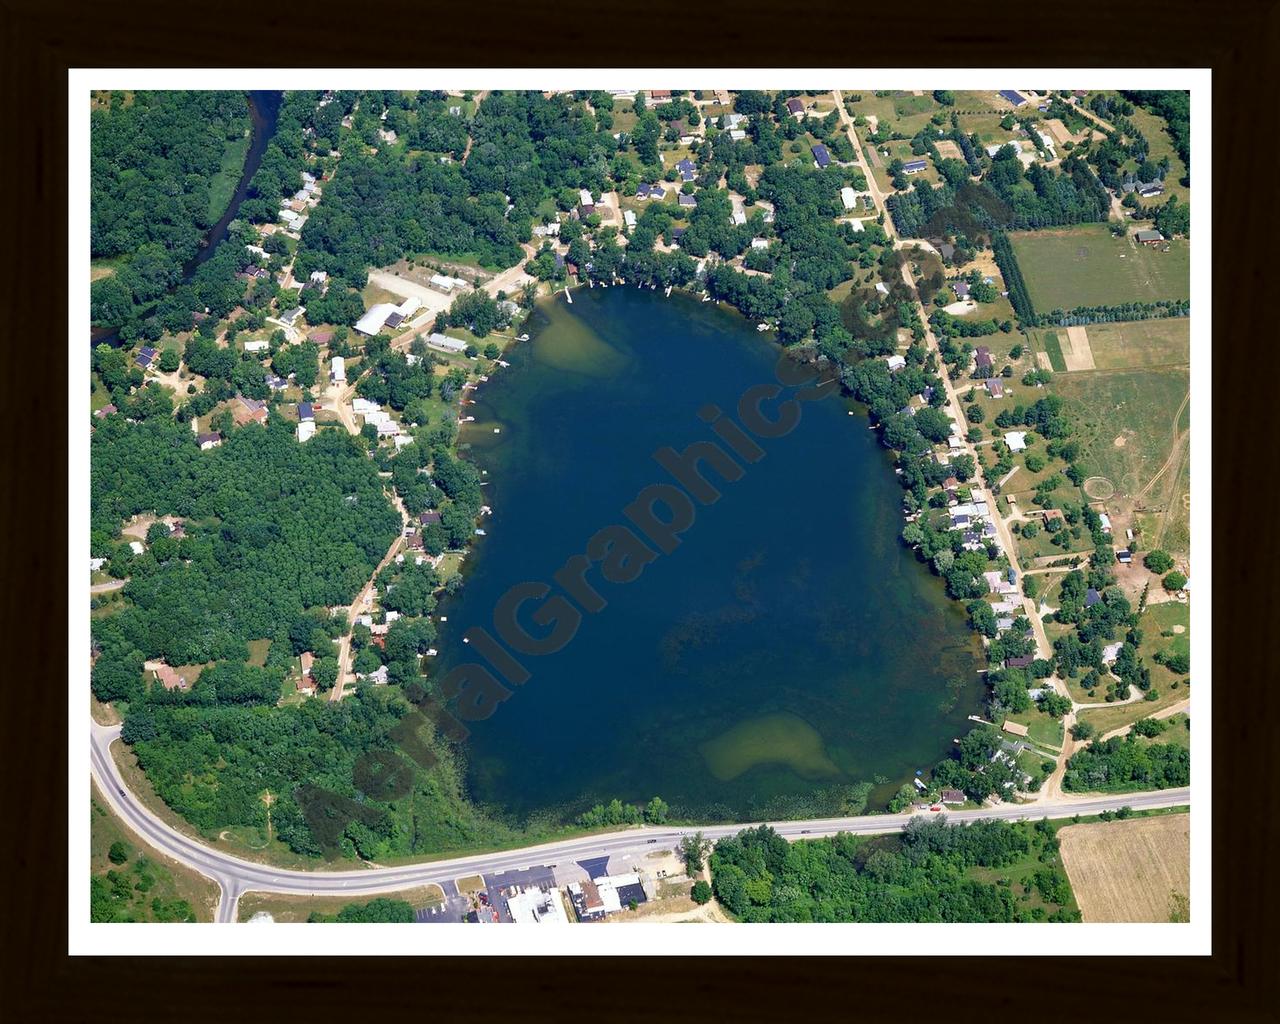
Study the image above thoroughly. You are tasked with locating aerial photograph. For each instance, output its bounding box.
[84,82,1197,935]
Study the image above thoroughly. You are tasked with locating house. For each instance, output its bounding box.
[361,665,389,686]
[941,789,966,806]
[427,333,467,355]
[419,510,442,526]
[675,158,697,182]
[678,193,697,208]
[578,188,594,209]
[1041,508,1065,525]
[623,209,636,229]
[296,651,317,696]
[840,186,858,210]
[94,404,117,419]
[903,159,927,174]
[352,397,380,416]
[506,887,570,925]
[985,379,1004,398]
[153,663,187,692]
[278,306,305,328]
[298,402,314,421]
[296,419,316,443]
[406,533,424,551]
[648,89,670,102]
[811,143,831,168]
[1085,587,1102,607]
[243,339,270,353]
[786,97,805,117]
[1002,719,1029,737]
[750,237,770,251]
[1005,653,1035,670]
[135,346,157,370]
[266,374,287,391]
[331,356,346,383]
[1116,548,1133,563]
[90,557,107,572]
[1004,431,1028,452]
[998,90,1027,107]
[730,209,746,226]
[950,513,971,529]
[355,303,397,336]
[885,354,906,372]
[1102,642,1124,666]
[235,395,268,426]
[1098,512,1112,534]
[954,280,970,299]
[308,329,335,346]
[197,432,221,450]
[129,541,145,556]
[939,242,956,261]
[974,346,993,373]
[635,182,665,200]
[875,281,890,297]
[309,270,328,288]
[1135,229,1165,246]
[729,129,747,141]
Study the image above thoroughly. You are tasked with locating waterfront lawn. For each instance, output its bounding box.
[1008,223,1190,310]
[1049,366,1189,504]
[1005,709,1063,752]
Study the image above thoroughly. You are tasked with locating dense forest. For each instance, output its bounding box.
[90,91,251,328]
[710,818,1078,922]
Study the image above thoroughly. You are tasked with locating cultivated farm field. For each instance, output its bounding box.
[1009,223,1190,310]
[1030,318,1189,373]
[1059,814,1190,922]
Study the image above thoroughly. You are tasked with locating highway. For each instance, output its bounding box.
[90,721,1189,924]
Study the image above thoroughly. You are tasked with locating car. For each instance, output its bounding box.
[646,838,658,844]
[800,829,811,834]
[118,787,125,797]
[930,805,942,812]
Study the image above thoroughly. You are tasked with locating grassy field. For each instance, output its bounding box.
[246,638,271,667]
[1009,223,1190,310]
[91,786,220,922]
[1058,813,1190,922]
[207,132,251,221]
[1004,709,1063,752]
[237,885,444,922]
[1050,366,1189,502]
[1065,319,1188,371]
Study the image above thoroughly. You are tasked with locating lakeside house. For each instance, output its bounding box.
[1001,719,1029,737]
[427,333,467,355]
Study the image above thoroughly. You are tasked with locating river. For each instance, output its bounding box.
[433,287,984,823]
[90,90,282,347]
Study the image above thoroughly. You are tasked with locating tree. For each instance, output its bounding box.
[643,796,669,824]
[690,880,712,904]
[1143,550,1174,574]
[158,348,180,373]
[679,831,711,874]
[107,841,130,865]
[1162,570,1187,592]
[1070,719,1096,741]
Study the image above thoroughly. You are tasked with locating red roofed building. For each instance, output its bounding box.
[153,664,187,691]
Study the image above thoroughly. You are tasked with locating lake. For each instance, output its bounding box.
[437,286,982,823]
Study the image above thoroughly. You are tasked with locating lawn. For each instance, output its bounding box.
[246,638,271,667]
[1124,106,1190,206]
[236,885,444,922]
[91,786,220,922]
[1040,330,1067,371]
[1005,709,1063,752]
[1050,366,1189,503]
[207,132,251,222]
[1009,223,1190,310]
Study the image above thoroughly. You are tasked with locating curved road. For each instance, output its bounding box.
[90,721,1188,924]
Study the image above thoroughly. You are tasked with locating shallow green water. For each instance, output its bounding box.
[434,286,982,822]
